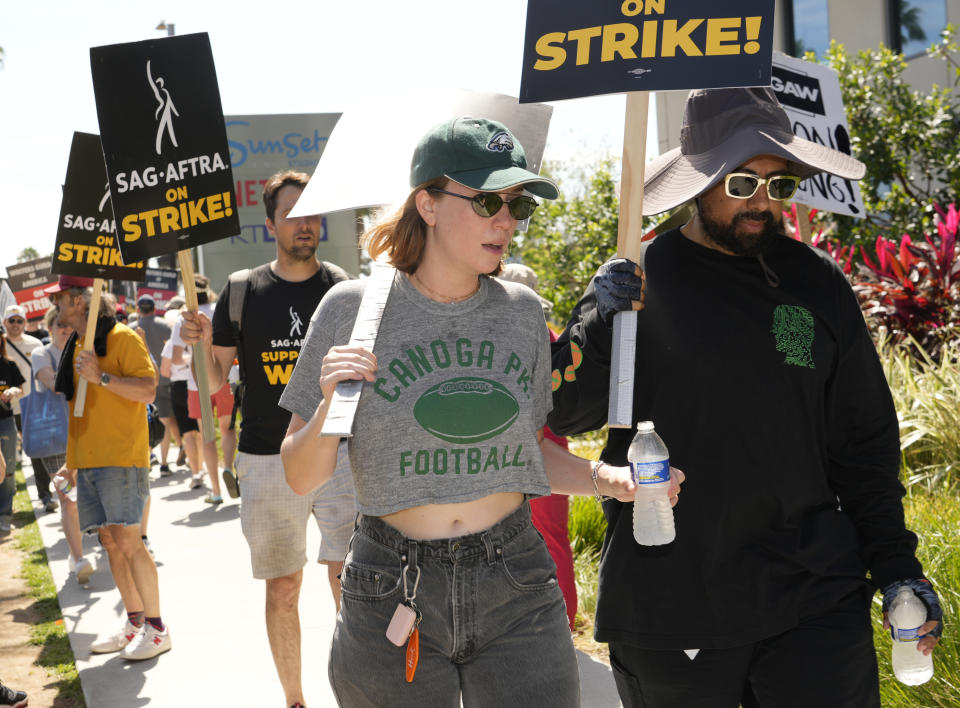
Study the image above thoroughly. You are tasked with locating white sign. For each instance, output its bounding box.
[771,51,864,218]
[290,90,553,217]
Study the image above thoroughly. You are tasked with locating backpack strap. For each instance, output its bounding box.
[228,268,252,334]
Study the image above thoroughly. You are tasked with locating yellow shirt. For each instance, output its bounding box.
[66,323,156,470]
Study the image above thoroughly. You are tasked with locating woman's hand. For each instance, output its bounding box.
[598,464,685,505]
[319,345,377,402]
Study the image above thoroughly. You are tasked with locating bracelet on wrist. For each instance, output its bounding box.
[591,460,611,503]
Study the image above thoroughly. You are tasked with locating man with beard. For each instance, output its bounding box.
[548,87,943,707]
[179,170,355,708]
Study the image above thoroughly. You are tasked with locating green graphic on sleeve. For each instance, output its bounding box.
[413,376,520,443]
[770,305,815,369]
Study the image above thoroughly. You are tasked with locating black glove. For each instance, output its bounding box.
[882,578,943,639]
[593,258,644,326]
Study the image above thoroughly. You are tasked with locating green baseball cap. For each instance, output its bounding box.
[410,117,558,200]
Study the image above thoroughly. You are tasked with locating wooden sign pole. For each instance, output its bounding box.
[795,203,813,244]
[177,250,216,443]
[73,278,106,417]
[608,91,649,428]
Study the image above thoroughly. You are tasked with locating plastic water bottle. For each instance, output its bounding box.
[53,474,77,503]
[889,586,934,685]
[628,421,674,546]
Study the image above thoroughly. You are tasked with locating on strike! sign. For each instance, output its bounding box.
[90,32,240,264]
[53,132,147,281]
[520,0,775,102]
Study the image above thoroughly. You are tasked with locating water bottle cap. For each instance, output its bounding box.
[636,421,655,432]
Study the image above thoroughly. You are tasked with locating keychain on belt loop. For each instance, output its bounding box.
[385,561,422,682]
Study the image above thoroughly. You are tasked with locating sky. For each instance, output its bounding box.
[0,0,659,278]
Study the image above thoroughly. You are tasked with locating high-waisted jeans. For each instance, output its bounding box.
[329,502,580,707]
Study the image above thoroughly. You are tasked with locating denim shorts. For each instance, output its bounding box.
[329,502,580,707]
[236,443,356,579]
[77,466,150,533]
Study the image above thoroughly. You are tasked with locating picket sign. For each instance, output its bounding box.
[320,261,396,438]
[73,278,105,417]
[177,250,216,442]
[795,203,813,244]
[608,92,649,429]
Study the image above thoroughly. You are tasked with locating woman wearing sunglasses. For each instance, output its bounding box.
[280,117,681,706]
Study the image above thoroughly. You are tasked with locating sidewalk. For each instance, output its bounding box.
[27,454,622,707]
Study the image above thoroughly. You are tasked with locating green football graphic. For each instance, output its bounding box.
[413,377,520,443]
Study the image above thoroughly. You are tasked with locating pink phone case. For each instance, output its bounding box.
[386,603,417,646]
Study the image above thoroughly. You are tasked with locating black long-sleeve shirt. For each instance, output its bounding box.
[549,228,922,649]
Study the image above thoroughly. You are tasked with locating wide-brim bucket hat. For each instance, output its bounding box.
[643,87,866,216]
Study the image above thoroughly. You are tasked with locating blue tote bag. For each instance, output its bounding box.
[21,349,69,459]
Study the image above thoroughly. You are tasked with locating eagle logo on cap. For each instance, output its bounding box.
[486,132,514,153]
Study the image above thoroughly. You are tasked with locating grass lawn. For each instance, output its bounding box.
[11,467,86,706]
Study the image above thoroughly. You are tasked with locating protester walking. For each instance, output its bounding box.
[45,274,170,660]
[3,304,51,511]
[170,276,234,504]
[136,294,177,477]
[279,117,682,706]
[27,307,92,583]
[0,328,25,536]
[549,87,943,707]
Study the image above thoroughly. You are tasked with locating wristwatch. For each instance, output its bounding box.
[99,372,111,387]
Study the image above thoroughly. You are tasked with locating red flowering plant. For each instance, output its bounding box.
[785,203,960,360]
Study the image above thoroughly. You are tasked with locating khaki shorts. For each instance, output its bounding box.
[236,443,356,580]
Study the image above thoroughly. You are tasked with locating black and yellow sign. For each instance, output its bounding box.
[520,0,775,103]
[53,132,146,281]
[90,32,239,264]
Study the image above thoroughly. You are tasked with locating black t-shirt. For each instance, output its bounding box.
[0,357,26,419]
[212,262,349,454]
[549,228,921,650]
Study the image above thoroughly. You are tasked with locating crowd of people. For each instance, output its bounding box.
[0,86,946,708]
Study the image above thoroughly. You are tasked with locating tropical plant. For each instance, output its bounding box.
[514,159,621,326]
[882,337,960,491]
[795,202,960,359]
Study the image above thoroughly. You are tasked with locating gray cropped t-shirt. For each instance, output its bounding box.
[279,272,553,516]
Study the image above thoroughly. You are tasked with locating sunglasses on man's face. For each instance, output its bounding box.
[724,173,801,201]
[427,188,539,220]
[5,318,24,325]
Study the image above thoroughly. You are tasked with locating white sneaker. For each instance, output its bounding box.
[75,557,94,584]
[122,623,171,660]
[90,620,142,654]
[189,473,204,489]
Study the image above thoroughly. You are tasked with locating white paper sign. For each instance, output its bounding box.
[771,52,865,218]
[289,90,552,218]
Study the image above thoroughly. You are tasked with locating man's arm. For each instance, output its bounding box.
[548,259,645,437]
[179,310,236,395]
[75,349,156,403]
[825,283,923,588]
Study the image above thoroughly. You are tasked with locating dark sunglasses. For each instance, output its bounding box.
[427,188,539,220]
[5,318,24,325]
[724,173,800,201]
